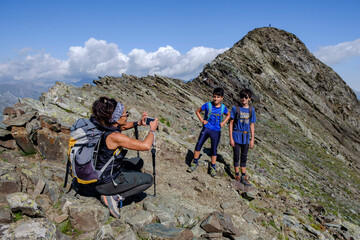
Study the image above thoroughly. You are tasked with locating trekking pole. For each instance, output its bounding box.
[151,147,156,197]
[134,123,140,157]
[150,129,156,197]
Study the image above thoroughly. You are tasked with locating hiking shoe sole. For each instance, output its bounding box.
[210,167,216,177]
[187,163,198,173]
[240,176,252,186]
[100,195,121,219]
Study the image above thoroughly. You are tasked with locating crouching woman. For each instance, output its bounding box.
[91,96,158,218]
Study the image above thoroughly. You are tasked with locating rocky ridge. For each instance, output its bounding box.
[0,27,359,239]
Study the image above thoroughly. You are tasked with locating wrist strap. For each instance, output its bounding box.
[133,121,138,127]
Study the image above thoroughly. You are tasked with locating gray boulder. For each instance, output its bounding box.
[138,223,194,240]
[1,218,58,240]
[6,192,43,217]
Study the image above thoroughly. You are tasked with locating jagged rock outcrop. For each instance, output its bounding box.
[0,27,359,239]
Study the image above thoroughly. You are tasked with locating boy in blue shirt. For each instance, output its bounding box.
[187,87,230,177]
[229,89,256,186]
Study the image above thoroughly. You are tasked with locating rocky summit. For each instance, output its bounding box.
[0,27,359,240]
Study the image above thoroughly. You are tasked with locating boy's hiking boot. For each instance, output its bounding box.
[209,166,217,177]
[240,175,252,186]
[187,162,198,173]
[100,194,124,219]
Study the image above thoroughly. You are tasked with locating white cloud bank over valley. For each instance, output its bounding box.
[0,38,228,86]
[314,38,360,91]
[314,38,360,65]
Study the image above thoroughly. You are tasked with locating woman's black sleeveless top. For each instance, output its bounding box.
[90,117,124,184]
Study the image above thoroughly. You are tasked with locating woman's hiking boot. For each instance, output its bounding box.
[240,175,252,186]
[187,162,198,173]
[100,194,124,219]
[235,174,240,181]
[209,165,217,177]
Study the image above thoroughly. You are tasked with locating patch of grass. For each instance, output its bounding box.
[52,201,61,211]
[21,150,37,157]
[59,220,84,238]
[311,223,324,231]
[269,219,280,231]
[13,212,23,221]
[159,116,171,127]
[105,216,116,225]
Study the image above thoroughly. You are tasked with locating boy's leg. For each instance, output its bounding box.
[240,144,251,186]
[187,128,210,173]
[193,150,201,160]
[209,130,221,177]
[233,143,241,180]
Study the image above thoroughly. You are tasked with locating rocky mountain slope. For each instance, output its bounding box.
[0,27,359,239]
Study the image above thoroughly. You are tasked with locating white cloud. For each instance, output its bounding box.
[314,39,360,65]
[0,38,228,85]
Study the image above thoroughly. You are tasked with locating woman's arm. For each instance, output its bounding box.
[249,122,255,149]
[229,119,235,147]
[108,118,158,151]
[120,111,148,131]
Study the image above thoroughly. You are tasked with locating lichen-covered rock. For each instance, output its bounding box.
[138,223,194,240]
[122,209,153,230]
[67,196,109,232]
[0,195,12,224]
[4,111,37,127]
[10,127,35,154]
[0,161,21,194]
[6,192,43,217]
[94,224,114,240]
[2,218,58,240]
[0,172,21,194]
[36,127,69,161]
[0,129,11,138]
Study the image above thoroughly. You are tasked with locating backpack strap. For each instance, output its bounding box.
[234,105,241,129]
[249,105,253,122]
[206,102,212,121]
[220,104,225,122]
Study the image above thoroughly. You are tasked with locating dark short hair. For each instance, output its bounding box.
[92,97,118,126]
[240,89,253,99]
[213,87,224,97]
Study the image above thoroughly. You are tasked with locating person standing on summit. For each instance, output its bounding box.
[187,87,230,177]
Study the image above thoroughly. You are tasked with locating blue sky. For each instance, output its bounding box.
[0,0,359,91]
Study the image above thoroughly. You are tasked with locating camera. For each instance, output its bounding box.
[146,117,155,125]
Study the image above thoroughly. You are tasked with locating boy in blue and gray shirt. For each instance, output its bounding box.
[187,87,230,177]
[229,89,256,186]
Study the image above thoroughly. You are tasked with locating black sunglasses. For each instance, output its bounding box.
[121,111,130,118]
[240,94,249,99]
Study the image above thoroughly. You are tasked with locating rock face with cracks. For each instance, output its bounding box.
[0,27,359,239]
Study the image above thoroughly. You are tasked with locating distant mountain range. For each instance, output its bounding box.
[0,82,47,121]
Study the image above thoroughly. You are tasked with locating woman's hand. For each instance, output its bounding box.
[203,120,208,125]
[149,118,159,132]
[140,112,148,125]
